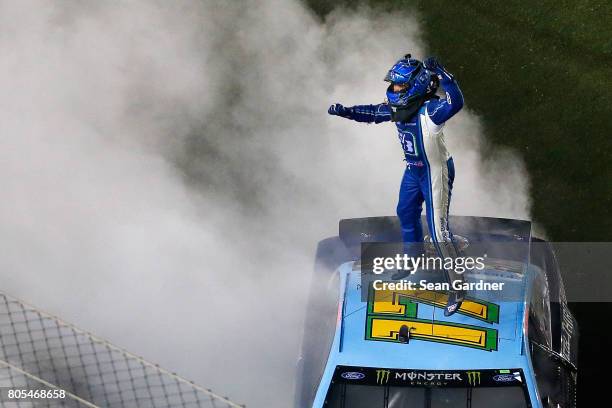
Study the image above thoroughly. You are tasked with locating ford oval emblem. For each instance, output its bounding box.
[341,372,366,380]
[493,374,515,382]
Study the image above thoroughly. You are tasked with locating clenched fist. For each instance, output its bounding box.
[328,103,348,117]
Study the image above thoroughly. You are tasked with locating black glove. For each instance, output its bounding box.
[424,56,453,80]
[328,103,348,117]
[424,56,442,71]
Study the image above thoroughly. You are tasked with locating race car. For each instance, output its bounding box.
[295,216,578,408]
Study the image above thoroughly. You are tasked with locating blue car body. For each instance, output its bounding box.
[296,216,578,408]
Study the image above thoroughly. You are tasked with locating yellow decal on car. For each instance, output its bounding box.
[366,287,499,351]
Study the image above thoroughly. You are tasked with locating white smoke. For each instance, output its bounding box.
[0,1,530,407]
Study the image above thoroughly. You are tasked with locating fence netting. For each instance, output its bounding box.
[0,292,244,408]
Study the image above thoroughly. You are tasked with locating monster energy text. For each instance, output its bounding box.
[376,369,463,386]
[395,371,462,387]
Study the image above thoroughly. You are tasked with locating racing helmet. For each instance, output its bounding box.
[384,54,438,106]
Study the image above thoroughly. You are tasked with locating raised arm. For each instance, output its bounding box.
[328,103,391,124]
[423,57,464,125]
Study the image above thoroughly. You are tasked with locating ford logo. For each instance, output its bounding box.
[493,374,515,382]
[341,372,366,380]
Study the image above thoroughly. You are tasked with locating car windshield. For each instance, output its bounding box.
[325,383,529,407]
[325,367,530,408]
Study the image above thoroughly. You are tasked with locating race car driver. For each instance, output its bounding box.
[328,55,465,316]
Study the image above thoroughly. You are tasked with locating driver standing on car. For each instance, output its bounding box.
[328,54,465,316]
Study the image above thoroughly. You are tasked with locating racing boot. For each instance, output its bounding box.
[444,289,465,317]
[392,241,421,280]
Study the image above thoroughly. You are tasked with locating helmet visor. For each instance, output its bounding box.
[384,62,424,84]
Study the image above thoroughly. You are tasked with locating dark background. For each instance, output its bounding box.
[308,0,611,402]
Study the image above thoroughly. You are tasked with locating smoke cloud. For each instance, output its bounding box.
[0,1,530,406]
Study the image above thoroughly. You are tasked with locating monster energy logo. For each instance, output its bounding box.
[376,369,391,384]
[467,371,481,386]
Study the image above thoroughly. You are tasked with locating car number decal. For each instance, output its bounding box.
[365,287,499,351]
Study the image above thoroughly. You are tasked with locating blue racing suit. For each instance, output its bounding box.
[339,72,464,260]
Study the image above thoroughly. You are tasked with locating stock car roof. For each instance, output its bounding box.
[331,258,533,371]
